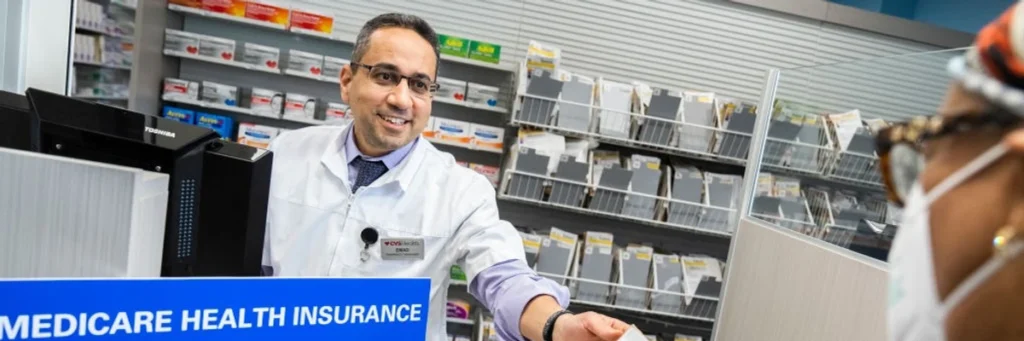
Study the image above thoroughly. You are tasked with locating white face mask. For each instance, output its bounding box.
[887,142,1024,341]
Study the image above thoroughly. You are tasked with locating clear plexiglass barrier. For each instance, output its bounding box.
[737,47,968,262]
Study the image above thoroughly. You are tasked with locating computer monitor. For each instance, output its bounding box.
[0,90,38,152]
[24,88,273,277]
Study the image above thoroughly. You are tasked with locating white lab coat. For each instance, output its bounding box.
[262,125,525,340]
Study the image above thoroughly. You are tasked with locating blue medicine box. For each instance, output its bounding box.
[195,111,234,139]
[162,106,195,124]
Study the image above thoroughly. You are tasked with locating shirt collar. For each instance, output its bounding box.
[343,124,418,170]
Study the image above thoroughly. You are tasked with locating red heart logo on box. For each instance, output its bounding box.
[266,60,278,68]
[221,52,233,60]
[186,46,198,54]
[454,93,464,100]
[310,67,321,75]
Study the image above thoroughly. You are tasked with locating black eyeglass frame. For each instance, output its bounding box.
[350,62,440,96]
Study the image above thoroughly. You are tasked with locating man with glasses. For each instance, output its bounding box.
[261,13,629,341]
[884,4,1024,341]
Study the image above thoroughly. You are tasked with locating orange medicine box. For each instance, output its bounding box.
[290,8,334,35]
[245,1,290,26]
[202,0,246,17]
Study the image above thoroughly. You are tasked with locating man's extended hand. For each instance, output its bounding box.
[552,311,630,341]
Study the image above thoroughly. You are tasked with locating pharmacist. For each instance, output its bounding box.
[261,12,629,341]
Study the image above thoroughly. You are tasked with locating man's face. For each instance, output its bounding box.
[340,27,436,156]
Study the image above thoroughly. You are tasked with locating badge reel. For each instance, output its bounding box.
[360,227,379,262]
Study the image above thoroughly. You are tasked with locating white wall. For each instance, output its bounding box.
[18,0,75,94]
[293,0,959,121]
[0,0,28,92]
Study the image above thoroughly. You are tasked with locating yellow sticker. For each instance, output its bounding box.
[636,252,652,261]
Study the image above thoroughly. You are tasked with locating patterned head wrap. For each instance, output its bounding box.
[949,3,1024,115]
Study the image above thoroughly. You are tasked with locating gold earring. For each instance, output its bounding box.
[993,226,1021,256]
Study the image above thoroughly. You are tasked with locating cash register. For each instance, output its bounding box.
[16,88,273,277]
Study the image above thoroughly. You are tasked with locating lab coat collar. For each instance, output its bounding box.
[320,124,426,193]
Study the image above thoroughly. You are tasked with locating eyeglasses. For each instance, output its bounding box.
[875,109,1019,206]
[351,62,438,98]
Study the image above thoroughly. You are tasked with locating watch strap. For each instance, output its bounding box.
[542,309,572,341]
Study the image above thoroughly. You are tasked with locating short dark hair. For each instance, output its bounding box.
[351,13,439,75]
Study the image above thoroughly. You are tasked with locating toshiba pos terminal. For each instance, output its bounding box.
[24,88,273,277]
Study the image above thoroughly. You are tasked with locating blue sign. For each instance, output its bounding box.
[0,277,430,340]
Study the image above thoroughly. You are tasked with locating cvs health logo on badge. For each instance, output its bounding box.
[383,241,403,246]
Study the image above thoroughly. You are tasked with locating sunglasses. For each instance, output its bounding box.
[875,109,1020,207]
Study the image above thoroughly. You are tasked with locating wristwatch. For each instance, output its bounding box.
[542,309,572,341]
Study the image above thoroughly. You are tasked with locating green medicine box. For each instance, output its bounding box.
[438,34,470,57]
[468,40,501,64]
[450,265,467,281]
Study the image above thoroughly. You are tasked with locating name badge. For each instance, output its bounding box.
[380,238,425,260]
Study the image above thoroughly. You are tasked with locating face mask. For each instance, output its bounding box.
[887,142,1024,341]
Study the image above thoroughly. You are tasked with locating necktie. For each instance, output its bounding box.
[351,158,388,193]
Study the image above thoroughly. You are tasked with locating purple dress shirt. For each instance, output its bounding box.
[342,126,570,340]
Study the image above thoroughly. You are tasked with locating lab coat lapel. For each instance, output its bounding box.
[320,125,352,191]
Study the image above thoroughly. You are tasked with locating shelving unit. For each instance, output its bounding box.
[72,0,136,108]
[164,49,281,74]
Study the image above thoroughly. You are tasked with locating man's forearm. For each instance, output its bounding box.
[520,295,564,341]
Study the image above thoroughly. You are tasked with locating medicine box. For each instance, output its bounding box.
[199,81,238,106]
[289,8,334,36]
[469,163,499,188]
[422,117,438,140]
[436,77,467,101]
[164,29,200,55]
[236,123,279,149]
[325,102,349,124]
[163,78,199,101]
[323,56,349,80]
[161,106,195,124]
[470,124,504,152]
[250,88,283,118]
[198,35,236,61]
[436,118,472,146]
[288,50,324,76]
[244,1,290,26]
[466,83,503,110]
[283,93,316,120]
[243,43,280,70]
[195,112,234,139]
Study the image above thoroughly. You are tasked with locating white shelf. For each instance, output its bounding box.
[162,95,251,115]
[161,95,348,128]
[440,54,515,72]
[164,49,281,74]
[284,69,339,84]
[290,27,351,42]
[425,137,502,155]
[76,24,131,39]
[446,317,474,325]
[168,4,287,30]
[74,59,132,71]
[433,96,507,114]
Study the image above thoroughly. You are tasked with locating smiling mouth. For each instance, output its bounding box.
[377,113,409,125]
